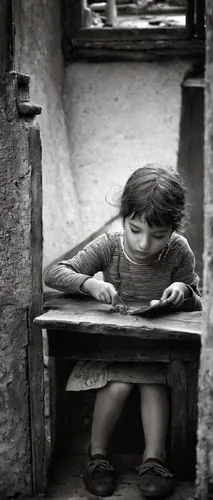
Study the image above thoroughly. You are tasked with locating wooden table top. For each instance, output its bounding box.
[34,293,202,342]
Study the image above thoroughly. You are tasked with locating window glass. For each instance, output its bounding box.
[83,0,187,30]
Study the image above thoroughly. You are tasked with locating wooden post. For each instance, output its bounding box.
[0,0,14,74]
[61,0,82,58]
[168,360,188,478]
[196,2,213,499]
[0,72,46,496]
[196,0,205,40]
[178,76,204,286]
[106,0,117,26]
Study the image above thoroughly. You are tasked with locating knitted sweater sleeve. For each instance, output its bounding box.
[171,235,202,311]
[44,233,116,294]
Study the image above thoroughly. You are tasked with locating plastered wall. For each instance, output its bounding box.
[14,0,193,267]
[64,60,191,233]
[14,0,84,268]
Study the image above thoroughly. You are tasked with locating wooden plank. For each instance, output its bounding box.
[185,0,195,38]
[47,330,200,361]
[62,0,82,35]
[67,39,205,62]
[27,125,47,495]
[0,0,14,74]
[53,359,71,453]
[183,77,205,88]
[47,357,57,460]
[196,1,213,498]
[61,0,82,56]
[196,0,205,40]
[167,360,188,478]
[108,363,167,384]
[34,296,202,341]
[186,360,199,479]
[178,84,204,286]
[72,38,205,51]
[75,26,190,42]
[48,332,170,361]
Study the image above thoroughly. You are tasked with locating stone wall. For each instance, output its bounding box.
[0,73,45,497]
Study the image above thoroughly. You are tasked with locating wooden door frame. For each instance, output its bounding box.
[196,2,213,499]
[3,0,213,498]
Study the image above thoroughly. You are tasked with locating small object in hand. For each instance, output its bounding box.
[128,298,173,316]
[150,299,161,306]
[113,303,128,315]
[112,295,128,315]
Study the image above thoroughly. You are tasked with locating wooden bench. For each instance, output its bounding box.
[35,294,202,479]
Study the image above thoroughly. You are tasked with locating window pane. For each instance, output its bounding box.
[83,1,187,29]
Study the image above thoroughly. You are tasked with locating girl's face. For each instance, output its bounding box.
[123,215,172,263]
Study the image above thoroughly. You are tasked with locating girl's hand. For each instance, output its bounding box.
[160,282,190,308]
[81,278,118,306]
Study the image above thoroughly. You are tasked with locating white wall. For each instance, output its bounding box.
[64,60,191,233]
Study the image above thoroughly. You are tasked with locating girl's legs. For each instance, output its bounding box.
[84,381,133,497]
[138,384,174,498]
[91,381,134,456]
[139,383,169,461]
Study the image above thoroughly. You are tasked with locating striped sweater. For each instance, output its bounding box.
[45,231,202,311]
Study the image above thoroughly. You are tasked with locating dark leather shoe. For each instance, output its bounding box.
[84,453,116,497]
[138,458,175,498]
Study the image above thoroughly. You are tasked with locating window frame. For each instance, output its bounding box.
[61,0,205,61]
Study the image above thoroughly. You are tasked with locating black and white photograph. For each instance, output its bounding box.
[0,1,209,499]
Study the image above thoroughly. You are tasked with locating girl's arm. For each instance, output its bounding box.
[44,233,115,295]
[162,237,202,311]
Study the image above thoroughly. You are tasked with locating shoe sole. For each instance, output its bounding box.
[84,479,116,497]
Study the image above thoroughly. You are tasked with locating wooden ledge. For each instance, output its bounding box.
[64,38,205,62]
[182,77,205,87]
[35,294,202,342]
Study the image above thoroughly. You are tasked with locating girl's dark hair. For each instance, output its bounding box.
[120,164,186,231]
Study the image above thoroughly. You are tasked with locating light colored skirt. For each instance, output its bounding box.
[66,361,167,391]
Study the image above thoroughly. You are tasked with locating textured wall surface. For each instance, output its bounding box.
[14,0,193,266]
[0,307,30,497]
[14,0,84,268]
[0,75,33,497]
[64,60,191,233]
[0,72,46,497]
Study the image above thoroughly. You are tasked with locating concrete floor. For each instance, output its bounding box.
[31,454,195,500]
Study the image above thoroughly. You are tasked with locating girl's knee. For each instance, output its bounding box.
[108,381,133,401]
[138,383,169,401]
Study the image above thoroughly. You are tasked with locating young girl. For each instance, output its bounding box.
[45,164,202,498]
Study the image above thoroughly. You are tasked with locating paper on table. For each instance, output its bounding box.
[113,299,174,317]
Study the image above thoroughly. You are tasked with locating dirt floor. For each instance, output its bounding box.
[29,454,195,500]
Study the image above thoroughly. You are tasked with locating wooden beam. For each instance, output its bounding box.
[106,0,117,26]
[0,0,14,74]
[0,72,46,496]
[196,1,213,499]
[185,0,195,38]
[66,38,204,62]
[71,26,192,41]
[196,0,205,40]
[61,0,82,56]
[178,74,204,286]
